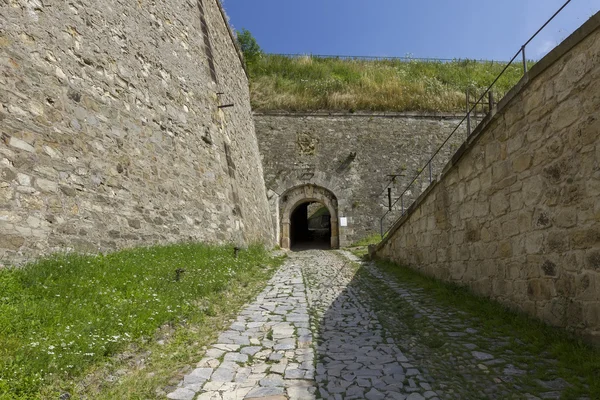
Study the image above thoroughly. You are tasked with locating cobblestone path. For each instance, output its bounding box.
[167,250,581,400]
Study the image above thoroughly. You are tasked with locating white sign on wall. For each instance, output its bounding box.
[340,217,348,227]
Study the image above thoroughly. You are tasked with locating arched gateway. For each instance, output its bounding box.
[280,185,339,250]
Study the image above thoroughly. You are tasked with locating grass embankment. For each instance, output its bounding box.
[359,256,600,398]
[0,243,283,399]
[248,55,533,112]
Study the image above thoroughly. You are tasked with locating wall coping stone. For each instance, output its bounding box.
[375,10,600,252]
[214,0,248,77]
[253,111,465,119]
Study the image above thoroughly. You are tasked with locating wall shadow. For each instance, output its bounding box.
[310,256,580,399]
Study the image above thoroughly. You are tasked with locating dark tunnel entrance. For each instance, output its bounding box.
[290,202,332,250]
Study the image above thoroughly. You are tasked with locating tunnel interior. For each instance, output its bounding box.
[290,202,332,250]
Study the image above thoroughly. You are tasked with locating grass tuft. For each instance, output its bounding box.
[349,233,382,248]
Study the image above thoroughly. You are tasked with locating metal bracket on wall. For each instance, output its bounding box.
[386,174,405,183]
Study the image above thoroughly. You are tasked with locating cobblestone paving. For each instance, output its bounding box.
[167,259,316,400]
[302,251,436,400]
[167,250,583,400]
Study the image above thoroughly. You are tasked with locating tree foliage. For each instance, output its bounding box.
[236,28,262,69]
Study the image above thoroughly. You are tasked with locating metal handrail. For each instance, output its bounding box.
[378,0,573,238]
[264,53,509,64]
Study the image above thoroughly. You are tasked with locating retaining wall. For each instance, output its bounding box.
[255,113,466,246]
[375,14,600,341]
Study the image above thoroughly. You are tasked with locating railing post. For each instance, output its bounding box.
[387,187,392,212]
[428,161,432,184]
[522,45,528,74]
[380,217,384,239]
[466,90,471,138]
[488,90,495,112]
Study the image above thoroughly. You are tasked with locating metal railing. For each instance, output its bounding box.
[377,0,573,238]
[265,53,509,64]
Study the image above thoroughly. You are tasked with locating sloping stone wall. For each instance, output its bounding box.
[0,0,273,265]
[255,113,466,246]
[375,14,600,341]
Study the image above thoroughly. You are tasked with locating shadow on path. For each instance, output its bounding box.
[305,250,580,400]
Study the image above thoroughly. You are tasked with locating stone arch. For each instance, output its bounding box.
[280,184,339,250]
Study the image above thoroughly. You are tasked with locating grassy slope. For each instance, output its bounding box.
[248,55,531,112]
[0,243,283,399]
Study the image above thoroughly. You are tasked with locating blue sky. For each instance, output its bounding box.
[222,0,599,61]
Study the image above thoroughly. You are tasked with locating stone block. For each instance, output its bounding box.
[586,250,600,271]
[554,208,577,228]
[35,178,58,193]
[7,136,35,153]
[0,167,17,182]
[492,160,511,183]
[498,240,513,258]
[533,207,553,230]
[506,262,521,280]
[578,272,599,301]
[521,175,546,207]
[524,231,545,255]
[550,97,582,131]
[540,259,559,277]
[583,303,600,329]
[570,228,600,249]
[490,192,509,216]
[546,230,569,253]
[512,154,532,173]
[0,234,25,250]
[479,169,492,190]
[555,273,576,297]
[527,279,555,301]
[473,201,489,218]
[0,186,14,201]
[501,219,519,238]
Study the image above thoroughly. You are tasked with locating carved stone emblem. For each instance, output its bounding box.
[297,132,318,155]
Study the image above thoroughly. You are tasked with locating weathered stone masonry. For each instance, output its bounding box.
[0,0,273,265]
[255,113,466,247]
[375,14,600,341]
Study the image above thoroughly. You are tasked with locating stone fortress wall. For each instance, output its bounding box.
[375,14,600,341]
[255,112,466,247]
[0,0,273,265]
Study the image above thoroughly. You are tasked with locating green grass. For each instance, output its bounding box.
[0,243,282,399]
[372,258,600,398]
[349,233,382,248]
[248,55,534,112]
